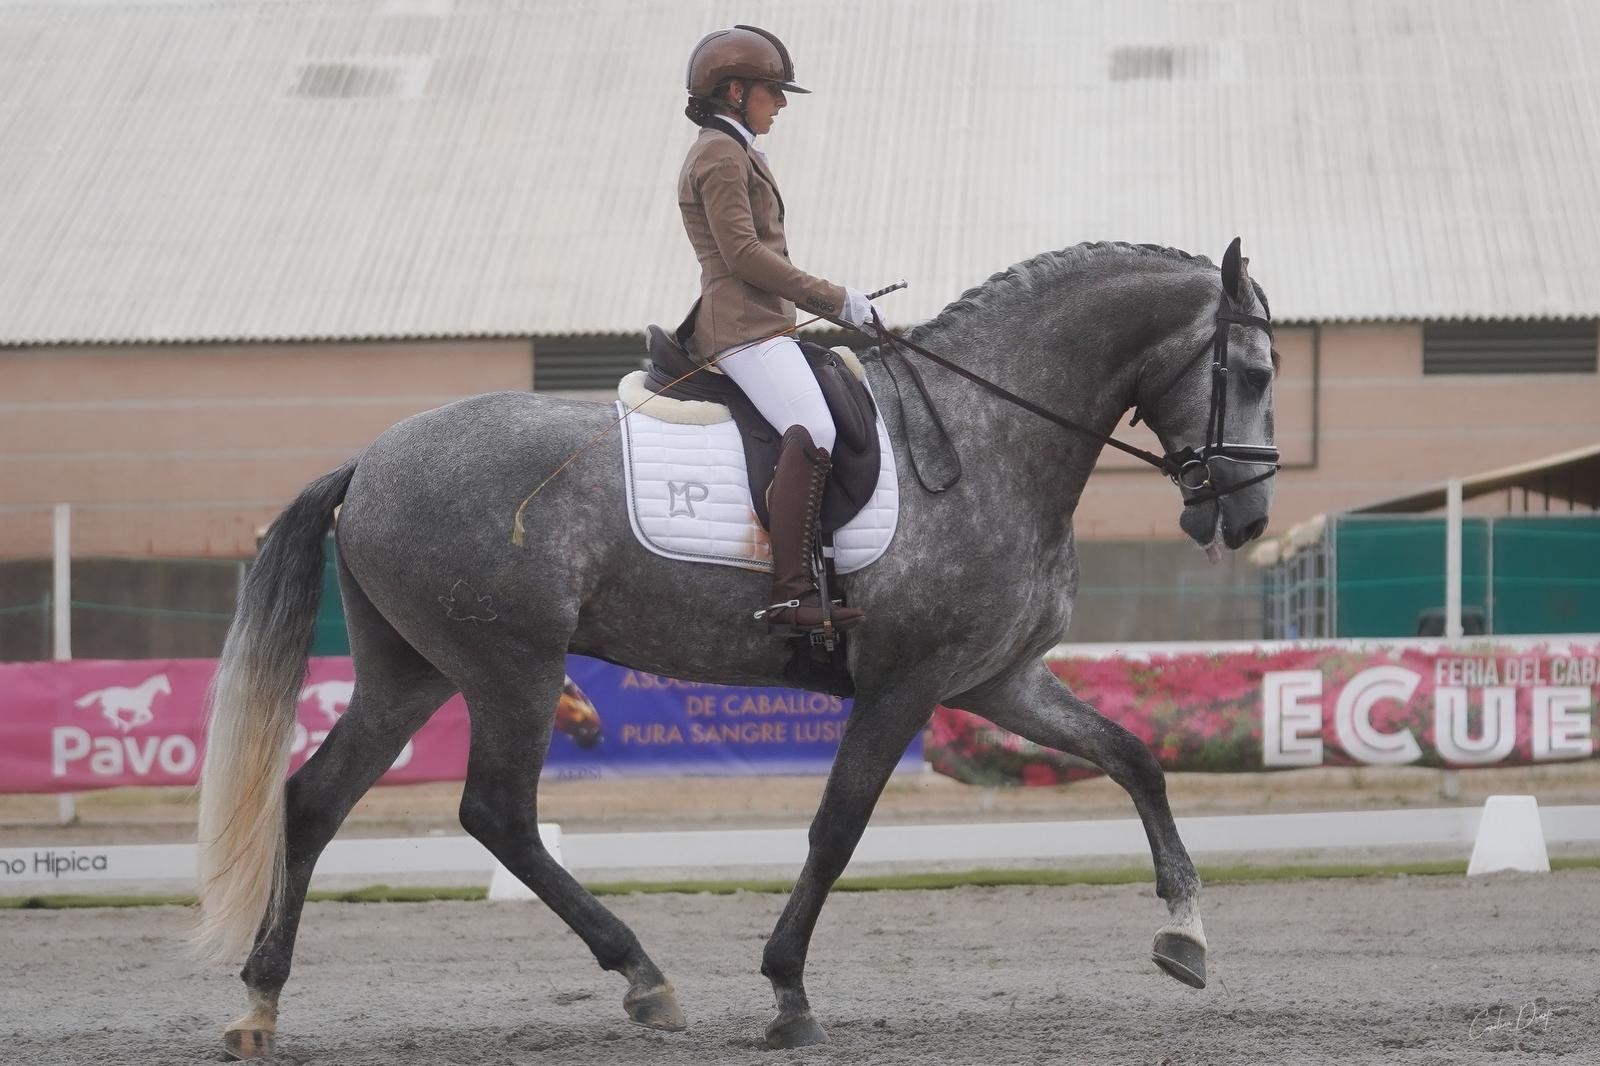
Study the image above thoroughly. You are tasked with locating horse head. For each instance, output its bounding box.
[1132,237,1278,555]
[151,673,173,695]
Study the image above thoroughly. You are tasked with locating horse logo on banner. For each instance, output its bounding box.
[73,674,172,734]
[298,680,355,723]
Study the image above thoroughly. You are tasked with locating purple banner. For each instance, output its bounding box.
[550,658,921,778]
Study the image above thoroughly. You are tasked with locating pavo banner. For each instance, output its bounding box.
[927,638,1600,786]
[0,655,919,794]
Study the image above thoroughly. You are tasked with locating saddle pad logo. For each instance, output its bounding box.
[668,481,711,518]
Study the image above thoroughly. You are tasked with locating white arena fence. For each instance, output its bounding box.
[3,801,1591,895]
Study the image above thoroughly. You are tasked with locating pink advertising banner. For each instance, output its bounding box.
[927,638,1600,787]
[0,655,915,795]
[0,658,471,795]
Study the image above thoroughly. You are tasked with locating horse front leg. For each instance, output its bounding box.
[950,661,1208,989]
[761,683,936,1049]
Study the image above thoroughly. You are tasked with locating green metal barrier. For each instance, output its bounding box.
[1491,516,1600,634]
[311,538,351,655]
[1332,514,1600,636]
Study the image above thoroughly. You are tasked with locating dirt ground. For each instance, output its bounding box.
[4,761,1599,847]
[2,869,1594,1065]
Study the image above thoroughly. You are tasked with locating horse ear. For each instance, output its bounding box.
[1221,237,1243,303]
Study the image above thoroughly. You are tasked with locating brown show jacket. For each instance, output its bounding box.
[678,123,845,363]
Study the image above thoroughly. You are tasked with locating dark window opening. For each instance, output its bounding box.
[1423,321,1597,375]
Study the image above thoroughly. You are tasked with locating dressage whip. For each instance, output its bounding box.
[510,280,909,545]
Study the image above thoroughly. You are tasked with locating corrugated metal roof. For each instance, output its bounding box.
[1350,442,1600,514]
[3,0,1599,345]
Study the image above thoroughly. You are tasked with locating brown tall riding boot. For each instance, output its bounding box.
[757,426,866,634]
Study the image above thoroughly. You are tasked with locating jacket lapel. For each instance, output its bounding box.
[703,118,785,222]
[748,151,786,222]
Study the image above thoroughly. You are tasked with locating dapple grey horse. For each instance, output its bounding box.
[196,240,1278,1058]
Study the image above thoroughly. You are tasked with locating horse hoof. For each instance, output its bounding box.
[1151,931,1207,989]
[624,983,687,1032]
[223,1027,276,1060]
[765,1010,829,1049]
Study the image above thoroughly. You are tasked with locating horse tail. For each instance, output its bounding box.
[195,458,358,963]
[73,690,103,708]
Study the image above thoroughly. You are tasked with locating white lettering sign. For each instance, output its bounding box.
[1262,667,1598,768]
[51,726,197,778]
[1333,666,1423,765]
[1434,686,1517,764]
[1263,671,1324,766]
[1533,687,1594,761]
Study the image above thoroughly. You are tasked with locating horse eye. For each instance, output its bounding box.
[1244,367,1273,393]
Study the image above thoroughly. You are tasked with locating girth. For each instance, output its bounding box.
[641,325,881,534]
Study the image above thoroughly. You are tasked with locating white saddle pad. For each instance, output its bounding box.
[617,387,899,574]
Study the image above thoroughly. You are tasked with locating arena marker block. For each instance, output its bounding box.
[1466,795,1550,876]
[486,823,564,901]
[488,862,537,901]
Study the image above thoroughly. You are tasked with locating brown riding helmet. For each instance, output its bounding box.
[685,25,810,98]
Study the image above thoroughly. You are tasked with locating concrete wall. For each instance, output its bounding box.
[1068,540,1262,643]
[0,559,239,662]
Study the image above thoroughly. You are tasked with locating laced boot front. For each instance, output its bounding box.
[757,426,866,634]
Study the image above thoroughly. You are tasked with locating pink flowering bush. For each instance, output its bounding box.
[925,641,1600,787]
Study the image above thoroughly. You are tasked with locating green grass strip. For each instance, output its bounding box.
[4,856,1598,911]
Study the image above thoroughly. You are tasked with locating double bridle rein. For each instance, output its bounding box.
[862,291,1280,505]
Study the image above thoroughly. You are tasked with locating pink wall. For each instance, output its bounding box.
[2,339,531,557]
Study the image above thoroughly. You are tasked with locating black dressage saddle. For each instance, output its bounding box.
[639,323,881,535]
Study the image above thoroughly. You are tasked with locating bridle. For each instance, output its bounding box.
[1128,299,1280,504]
[863,289,1280,505]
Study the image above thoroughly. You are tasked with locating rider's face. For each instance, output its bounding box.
[738,80,786,135]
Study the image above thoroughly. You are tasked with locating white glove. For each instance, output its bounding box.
[841,286,876,330]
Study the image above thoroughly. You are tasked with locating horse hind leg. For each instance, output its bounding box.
[225,577,457,1059]
[456,658,686,1034]
[949,662,1208,989]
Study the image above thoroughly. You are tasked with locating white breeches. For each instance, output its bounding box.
[715,335,837,454]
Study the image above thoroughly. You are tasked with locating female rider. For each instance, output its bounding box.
[679,25,875,634]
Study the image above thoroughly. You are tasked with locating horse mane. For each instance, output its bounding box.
[908,241,1271,341]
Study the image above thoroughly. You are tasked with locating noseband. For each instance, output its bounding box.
[1130,299,1280,504]
[861,290,1279,504]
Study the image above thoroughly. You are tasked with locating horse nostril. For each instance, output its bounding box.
[1242,517,1267,542]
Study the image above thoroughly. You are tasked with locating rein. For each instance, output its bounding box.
[508,281,1278,545]
[859,294,1279,505]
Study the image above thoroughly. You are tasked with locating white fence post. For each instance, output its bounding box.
[1444,478,1463,638]
[53,504,76,826]
[1441,480,1464,802]
[52,504,71,660]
